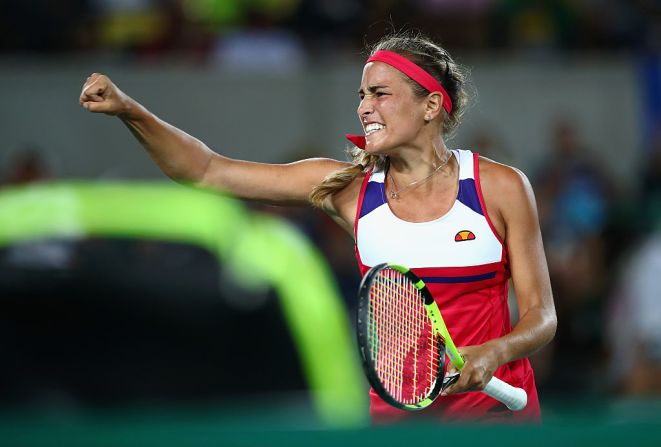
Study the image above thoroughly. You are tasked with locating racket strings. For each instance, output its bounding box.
[368,268,441,405]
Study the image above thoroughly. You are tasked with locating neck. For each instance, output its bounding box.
[386,144,454,200]
[388,136,449,176]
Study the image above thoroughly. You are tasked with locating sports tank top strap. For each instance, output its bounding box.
[354,169,386,222]
[454,149,488,218]
[455,149,475,180]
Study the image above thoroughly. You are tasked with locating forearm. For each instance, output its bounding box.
[80,73,348,205]
[488,305,557,367]
[119,100,215,184]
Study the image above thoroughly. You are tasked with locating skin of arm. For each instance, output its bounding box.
[442,158,557,395]
[79,73,350,207]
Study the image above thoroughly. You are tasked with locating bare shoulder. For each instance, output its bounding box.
[478,156,533,199]
[331,169,366,207]
[478,156,537,237]
[326,168,366,235]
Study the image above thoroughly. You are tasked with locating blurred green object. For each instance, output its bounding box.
[181,0,245,27]
[0,181,368,428]
[181,0,301,26]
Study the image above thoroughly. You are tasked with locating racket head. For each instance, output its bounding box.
[356,263,446,411]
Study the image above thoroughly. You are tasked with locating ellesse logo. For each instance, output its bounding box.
[454,230,476,242]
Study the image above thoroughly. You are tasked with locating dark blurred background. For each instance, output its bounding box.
[1,0,660,442]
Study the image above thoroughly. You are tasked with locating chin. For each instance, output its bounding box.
[365,144,404,159]
[364,136,393,154]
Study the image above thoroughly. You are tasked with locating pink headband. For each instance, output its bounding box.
[346,50,452,149]
[367,50,452,114]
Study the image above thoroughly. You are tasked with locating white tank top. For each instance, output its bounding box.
[355,149,504,270]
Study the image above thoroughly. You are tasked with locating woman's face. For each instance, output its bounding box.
[357,61,428,153]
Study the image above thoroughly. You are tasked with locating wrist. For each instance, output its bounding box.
[118,97,145,121]
[485,338,510,368]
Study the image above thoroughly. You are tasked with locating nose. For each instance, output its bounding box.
[357,96,373,119]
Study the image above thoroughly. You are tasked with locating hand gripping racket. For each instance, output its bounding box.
[356,263,527,411]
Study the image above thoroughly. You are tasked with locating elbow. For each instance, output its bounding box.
[164,166,199,188]
[188,147,216,189]
[543,307,558,346]
[195,149,215,187]
[521,303,557,350]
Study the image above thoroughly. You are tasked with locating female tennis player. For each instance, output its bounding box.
[79,32,556,423]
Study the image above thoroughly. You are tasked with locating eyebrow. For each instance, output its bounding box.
[357,84,388,94]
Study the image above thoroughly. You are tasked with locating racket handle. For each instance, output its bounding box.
[483,377,528,411]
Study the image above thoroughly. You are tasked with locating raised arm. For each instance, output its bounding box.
[79,73,349,206]
[443,159,557,395]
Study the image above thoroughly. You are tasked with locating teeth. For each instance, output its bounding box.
[365,123,385,136]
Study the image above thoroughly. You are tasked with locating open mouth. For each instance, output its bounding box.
[364,123,386,136]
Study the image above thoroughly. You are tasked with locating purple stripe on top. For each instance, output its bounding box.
[359,181,387,218]
[421,271,496,283]
[457,178,483,216]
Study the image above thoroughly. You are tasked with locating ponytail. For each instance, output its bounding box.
[309,149,385,209]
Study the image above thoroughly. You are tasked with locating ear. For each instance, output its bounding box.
[424,92,443,122]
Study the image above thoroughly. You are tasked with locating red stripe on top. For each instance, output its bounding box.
[353,170,371,239]
[473,152,508,267]
[354,170,372,269]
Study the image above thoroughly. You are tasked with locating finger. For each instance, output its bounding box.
[83,83,106,100]
[88,93,105,102]
[442,382,460,395]
[80,76,107,102]
[85,73,102,88]
[441,371,460,395]
[444,368,478,395]
[442,376,465,395]
[82,100,112,113]
[80,92,105,104]
[80,87,97,104]
[80,92,103,106]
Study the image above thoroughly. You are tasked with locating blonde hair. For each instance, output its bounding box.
[309,32,469,209]
[309,148,385,209]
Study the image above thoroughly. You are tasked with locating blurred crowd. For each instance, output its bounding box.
[2,0,660,66]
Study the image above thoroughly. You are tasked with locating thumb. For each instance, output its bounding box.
[445,357,459,375]
[82,100,113,114]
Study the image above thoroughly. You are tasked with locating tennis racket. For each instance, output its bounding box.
[356,263,528,411]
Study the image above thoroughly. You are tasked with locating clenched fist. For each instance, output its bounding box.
[79,73,132,117]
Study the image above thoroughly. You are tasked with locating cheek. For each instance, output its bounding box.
[390,96,423,120]
[389,104,422,134]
